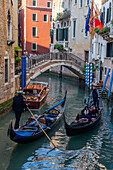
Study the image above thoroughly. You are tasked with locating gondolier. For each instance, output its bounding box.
[90,84,99,108]
[12,91,27,129]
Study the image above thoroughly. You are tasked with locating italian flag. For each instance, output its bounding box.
[94,17,103,30]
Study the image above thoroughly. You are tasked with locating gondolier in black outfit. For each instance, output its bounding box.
[12,91,27,129]
[90,84,99,108]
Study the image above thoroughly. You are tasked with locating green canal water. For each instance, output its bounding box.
[0,73,113,170]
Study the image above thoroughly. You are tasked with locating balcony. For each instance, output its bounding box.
[95,25,113,42]
[56,9,71,21]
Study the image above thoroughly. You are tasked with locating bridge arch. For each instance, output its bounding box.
[28,52,85,82]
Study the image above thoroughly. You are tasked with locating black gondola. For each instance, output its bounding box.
[7,91,67,144]
[63,98,103,136]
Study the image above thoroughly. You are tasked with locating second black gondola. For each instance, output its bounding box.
[63,98,103,136]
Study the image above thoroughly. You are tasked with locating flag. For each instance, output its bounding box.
[85,7,91,34]
[94,18,103,30]
[89,0,100,39]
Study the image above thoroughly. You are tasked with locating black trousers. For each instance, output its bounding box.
[14,111,22,129]
[93,98,99,108]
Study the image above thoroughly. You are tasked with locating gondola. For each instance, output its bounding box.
[7,91,67,144]
[22,81,50,110]
[63,98,103,136]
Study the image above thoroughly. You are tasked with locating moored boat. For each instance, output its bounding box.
[7,91,67,144]
[63,98,103,136]
[23,81,50,110]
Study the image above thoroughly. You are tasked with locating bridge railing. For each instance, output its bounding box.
[28,52,85,69]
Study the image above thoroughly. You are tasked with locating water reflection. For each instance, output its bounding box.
[66,125,100,150]
[1,73,113,169]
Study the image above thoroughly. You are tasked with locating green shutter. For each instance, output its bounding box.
[59,29,64,41]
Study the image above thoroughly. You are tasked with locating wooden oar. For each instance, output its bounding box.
[27,106,56,148]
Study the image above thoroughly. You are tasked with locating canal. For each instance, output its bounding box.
[0,73,113,170]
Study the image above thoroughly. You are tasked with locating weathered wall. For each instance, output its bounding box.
[0,0,18,104]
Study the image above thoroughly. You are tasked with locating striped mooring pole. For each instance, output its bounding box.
[90,63,92,90]
[86,62,90,87]
[85,62,88,86]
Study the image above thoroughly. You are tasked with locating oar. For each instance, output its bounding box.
[27,106,56,148]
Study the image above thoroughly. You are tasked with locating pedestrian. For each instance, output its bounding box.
[90,84,99,108]
[12,91,27,129]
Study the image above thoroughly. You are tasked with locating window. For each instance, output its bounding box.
[107,42,113,57]
[5,59,8,83]
[47,2,51,8]
[7,10,12,40]
[50,15,52,22]
[32,14,37,21]
[98,43,100,55]
[67,21,69,26]
[68,0,70,10]
[43,14,48,22]
[106,3,111,23]
[64,28,68,41]
[32,0,36,6]
[32,43,37,50]
[80,0,83,8]
[62,1,64,8]
[86,0,89,6]
[73,20,76,38]
[61,22,63,27]
[85,18,88,37]
[64,22,66,27]
[32,27,37,37]
[75,0,77,4]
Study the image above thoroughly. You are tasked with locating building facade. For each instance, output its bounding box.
[0,0,18,104]
[19,0,52,55]
[52,0,90,61]
[92,0,113,89]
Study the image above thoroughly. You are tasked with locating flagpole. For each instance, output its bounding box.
[89,0,92,63]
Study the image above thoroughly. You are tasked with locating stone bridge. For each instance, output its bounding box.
[27,52,85,83]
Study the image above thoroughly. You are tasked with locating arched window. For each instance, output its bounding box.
[106,3,111,23]
[103,7,105,25]
[109,3,111,22]
[7,10,12,40]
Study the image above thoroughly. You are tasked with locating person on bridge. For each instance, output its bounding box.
[12,91,27,129]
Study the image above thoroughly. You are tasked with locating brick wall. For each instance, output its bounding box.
[0,0,18,104]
